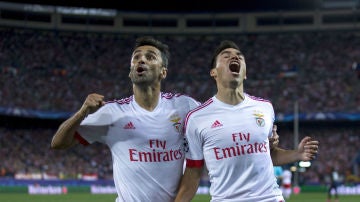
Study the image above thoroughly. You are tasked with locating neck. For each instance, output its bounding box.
[133,84,161,111]
[215,85,244,105]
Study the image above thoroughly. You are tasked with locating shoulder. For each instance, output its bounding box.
[105,95,133,105]
[184,98,214,130]
[161,92,200,107]
[246,93,272,104]
[186,97,214,119]
[161,92,183,99]
[161,92,193,100]
[245,93,273,109]
[98,96,133,111]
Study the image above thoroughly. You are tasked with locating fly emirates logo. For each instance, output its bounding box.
[129,139,183,162]
[213,132,268,160]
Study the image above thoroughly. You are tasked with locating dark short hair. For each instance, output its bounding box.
[134,36,170,68]
[210,40,241,70]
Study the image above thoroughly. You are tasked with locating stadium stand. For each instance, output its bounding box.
[1,0,360,191]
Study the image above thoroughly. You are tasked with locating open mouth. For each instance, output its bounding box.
[136,66,146,73]
[229,62,240,73]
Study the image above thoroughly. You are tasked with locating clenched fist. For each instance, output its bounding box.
[81,93,105,115]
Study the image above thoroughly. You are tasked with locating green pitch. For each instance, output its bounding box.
[0,193,359,202]
[196,193,359,202]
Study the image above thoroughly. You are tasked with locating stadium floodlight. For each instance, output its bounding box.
[298,161,311,168]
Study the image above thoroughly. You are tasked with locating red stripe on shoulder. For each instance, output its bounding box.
[247,94,271,103]
[186,159,204,168]
[74,132,90,146]
[161,92,184,99]
[106,96,133,105]
[183,98,213,132]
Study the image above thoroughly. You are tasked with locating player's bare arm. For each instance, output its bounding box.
[50,93,104,149]
[271,136,319,166]
[175,167,203,202]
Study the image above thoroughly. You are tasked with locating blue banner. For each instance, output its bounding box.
[1,106,360,121]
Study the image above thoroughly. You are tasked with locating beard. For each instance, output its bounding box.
[129,71,160,86]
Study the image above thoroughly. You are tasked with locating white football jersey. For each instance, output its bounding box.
[184,94,284,202]
[76,92,200,202]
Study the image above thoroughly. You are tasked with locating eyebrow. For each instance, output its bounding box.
[220,50,243,56]
[133,49,158,56]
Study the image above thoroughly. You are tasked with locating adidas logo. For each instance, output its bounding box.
[211,120,223,128]
[123,122,135,129]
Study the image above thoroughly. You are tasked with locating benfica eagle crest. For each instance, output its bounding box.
[253,111,265,127]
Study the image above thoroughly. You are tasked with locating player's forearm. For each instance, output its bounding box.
[175,184,198,202]
[175,168,202,202]
[50,108,87,149]
[271,147,300,166]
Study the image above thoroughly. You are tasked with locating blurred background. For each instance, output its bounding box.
[0,0,360,196]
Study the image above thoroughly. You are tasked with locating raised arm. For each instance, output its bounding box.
[50,93,104,149]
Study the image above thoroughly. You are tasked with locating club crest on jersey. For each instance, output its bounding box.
[170,114,182,133]
[253,110,265,127]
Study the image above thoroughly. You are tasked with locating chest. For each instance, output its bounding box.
[106,106,186,147]
[198,106,273,148]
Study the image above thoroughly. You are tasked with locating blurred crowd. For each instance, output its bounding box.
[1,28,360,114]
[0,128,113,180]
[1,126,359,186]
[277,126,360,186]
[1,27,360,186]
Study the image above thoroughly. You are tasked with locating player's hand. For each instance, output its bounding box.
[297,136,319,161]
[269,124,279,150]
[81,93,105,115]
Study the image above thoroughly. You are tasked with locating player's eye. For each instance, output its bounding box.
[132,53,140,60]
[223,54,230,58]
[146,53,156,60]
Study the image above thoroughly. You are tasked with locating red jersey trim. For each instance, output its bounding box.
[74,132,90,146]
[107,96,133,105]
[183,98,213,132]
[247,93,271,103]
[186,159,204,168]
[282,184,291,188]
[162,92,183,99]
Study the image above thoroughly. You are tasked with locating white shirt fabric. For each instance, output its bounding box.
[184,94,284,202]
[282,170,292,185]
[76,92,200,202]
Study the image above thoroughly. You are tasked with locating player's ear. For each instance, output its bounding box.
[161,67,167,79]
[210,68,216,78]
